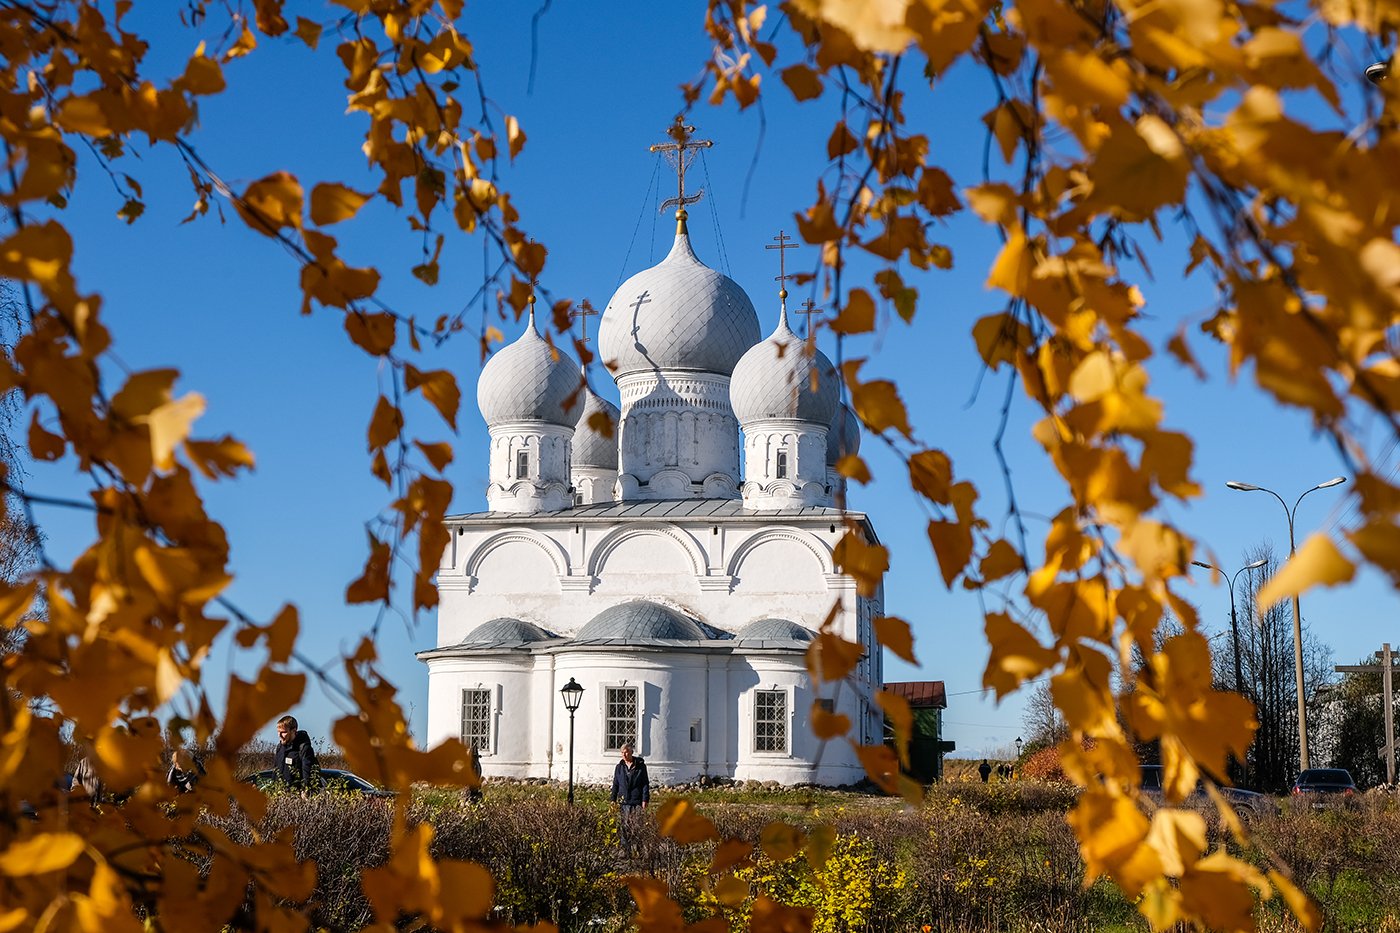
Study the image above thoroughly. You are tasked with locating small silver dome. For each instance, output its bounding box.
[730,308,839,426]
[575,600,707,642]
[826,402,861,466]
[597,231,761,377]
[573,379,620,470]
[460,617,558,648]
[477,308,582,428]
[735,618,815,643]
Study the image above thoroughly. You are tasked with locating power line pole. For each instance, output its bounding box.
[1335,642,1397,785]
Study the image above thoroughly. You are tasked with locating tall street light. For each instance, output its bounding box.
[560,677,584,804]
[1192,557,1268,782]
[1226,477,1346,771]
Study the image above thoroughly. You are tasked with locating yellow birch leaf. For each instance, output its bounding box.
[807,632,864,681]
[805,824,837,872]
[294,17,322,49]
[310,183,371,226]
[345,311,396,356]
[180,53,225,95]
[979,539,1024,581]
[709,838,753,874]
[832,529,888,596]
[1179,851,1268,933]
[986,229,1033,296]
[506,115,526,161]
[830,289,876,334]
[414,440,454,472]
[436,860,494,922]
[236,172,303,236]
[810,702,851,739]
[654,799,718,844]
[845,368,912,437]
[346,534,392,604]
[28,411,64,460]
[750,896,815,932]
[852,741,900,793]
[877,690,913,763]
[1256,534,1355,613]
[759,821,805,862]
[145,392,206,471]
[909,449,952,503]
[983,612,1058,698]
[837,453,871,483]
[873,615,916,663]
[714,875,750,907]
[781,63,823,100]
[367,396,402,451]
[928,519,973,587]
[1145,808,1207,877]
[0,833,85,876]
[406,365,461,430]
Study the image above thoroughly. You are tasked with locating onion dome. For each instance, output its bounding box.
[459,618,558,648]
[735,618,815,644]
[730,304,839,425]
[573,376,620,469]
[575,600,707,642]
[826,402,861,466]
[477,302,582,427]
[597,228,761,377]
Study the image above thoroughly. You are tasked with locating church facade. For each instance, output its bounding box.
[420,129,886,786]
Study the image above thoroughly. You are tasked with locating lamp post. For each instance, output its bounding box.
[560,677,584,804]
[1192,557,1268,784]
[1226,477,1346,772]
[1367,59,1391,85]
[1015,736,1023,759]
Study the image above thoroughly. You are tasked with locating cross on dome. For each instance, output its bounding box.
[570,303,598,346]
[766,229,797,316]
[650,117,713,233]
[796,298,822,338]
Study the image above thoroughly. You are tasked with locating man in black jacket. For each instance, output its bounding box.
[609,743,649,855]
[274,715,319,791]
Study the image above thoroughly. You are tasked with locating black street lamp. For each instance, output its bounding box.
[1192,556,1268,784]
[1014,736,1023,759]
[560,677,584,804]
[1226,477,1345,771]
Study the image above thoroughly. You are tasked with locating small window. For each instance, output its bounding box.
[755,689,788,753]
[690,719,703,743]
[461,688,492,752]
[604,686,638,752]
[775,450,789,479]
[815,698,834,715]
[515,450,530,479]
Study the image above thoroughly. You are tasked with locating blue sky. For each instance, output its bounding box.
[23,4,1395,760]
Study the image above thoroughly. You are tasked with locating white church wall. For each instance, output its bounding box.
[731,654,864,784]
[422,656,536,776]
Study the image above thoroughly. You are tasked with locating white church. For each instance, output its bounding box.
[420,125,886,786]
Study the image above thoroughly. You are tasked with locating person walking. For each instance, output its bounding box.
[610,742,650,856]
[978,759,992,783]
[274,716,320,792]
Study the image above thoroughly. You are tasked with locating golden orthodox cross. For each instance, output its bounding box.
[650,116,714,214]
[766,229,797,307]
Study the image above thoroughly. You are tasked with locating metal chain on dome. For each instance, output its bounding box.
[701,150,733,278]
[614,156,661,293]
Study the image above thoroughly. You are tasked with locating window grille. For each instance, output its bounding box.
[755,690,788,753]
[604,686,638,752]
[460,688,492,752]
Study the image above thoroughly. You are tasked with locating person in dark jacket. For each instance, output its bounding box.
[274,716,319,791]
[609,743,650,855]
[978,759,992,783]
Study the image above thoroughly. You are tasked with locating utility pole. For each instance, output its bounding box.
[1335,643,1397,785]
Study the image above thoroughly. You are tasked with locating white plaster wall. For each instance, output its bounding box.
[422,655,536,777]
[615,371,741,495]
[486,422,574,513]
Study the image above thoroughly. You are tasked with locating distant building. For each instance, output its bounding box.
[419,125,888,786]
[883,681,953,782]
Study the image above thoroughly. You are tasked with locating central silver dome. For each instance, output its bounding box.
[597,231,760,377]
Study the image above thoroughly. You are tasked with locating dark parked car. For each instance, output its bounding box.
[1290,768,1357,805]
[240,768,395,798]
[1140,764,1274,821]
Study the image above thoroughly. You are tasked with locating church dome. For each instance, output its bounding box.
[730,308,839,426]
[826,402,861,466]
[597,230,761,377]
[477,305,582,428]
[460,617,558,648]
[573,378,620,469]
[735,618,815,644]
[575,600,707,642]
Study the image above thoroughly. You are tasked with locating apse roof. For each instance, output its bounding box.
[574,600,709,644]
[460,617,559,649]
[734,618,816,650]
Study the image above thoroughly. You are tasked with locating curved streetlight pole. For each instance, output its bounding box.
[1193,557,1268,784]
[1226,477,1346,772]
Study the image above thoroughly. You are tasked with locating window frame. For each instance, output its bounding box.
[775,449,789,479]
[602,684,640,754]
[515,449,530,479]
[753,688,791,755]
[460,686,494,755]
